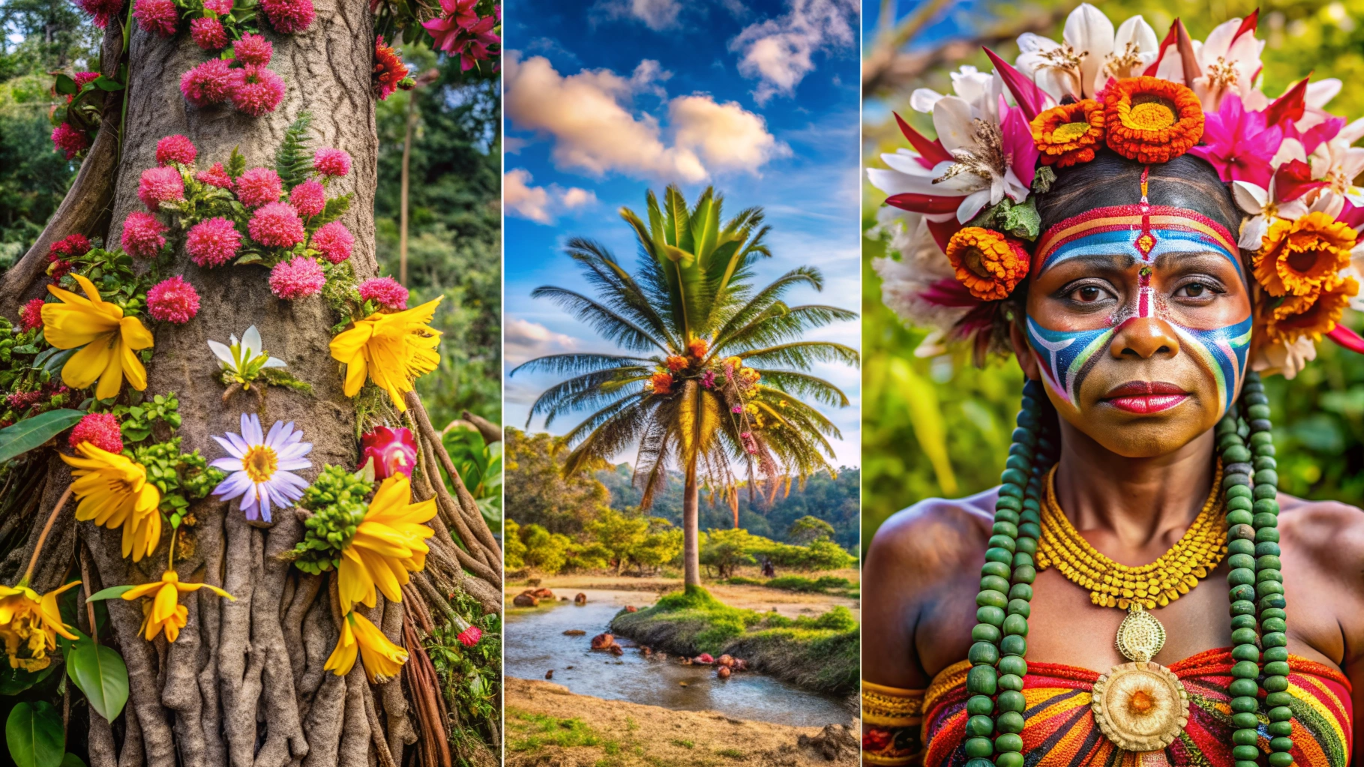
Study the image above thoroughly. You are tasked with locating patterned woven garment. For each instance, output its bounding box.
[921,649,1352,767]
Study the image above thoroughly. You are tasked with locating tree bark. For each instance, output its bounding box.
[682,461,700,588]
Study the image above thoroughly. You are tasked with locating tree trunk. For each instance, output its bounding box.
[1,3,502,765]
[682,462,700,589]
[399,90,415,288]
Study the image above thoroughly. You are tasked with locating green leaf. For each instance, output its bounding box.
[92,76,124,92]
[0,409,84,464]
[61,754,87,767]
[0,664,56,696]
[54,74,77,96]
[273,111,314,189]
[67,641,129,721]
[6,702,64,767]
[84,585,133,602]
[227,147,246,179]
[312,193,351,227]
[42,349,77,376]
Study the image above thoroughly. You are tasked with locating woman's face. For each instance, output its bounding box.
[1015,207,1253,458]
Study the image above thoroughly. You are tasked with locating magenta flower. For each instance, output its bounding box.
[233,33,273,66]
[457,624,482,647]
[1189,94,1283,188]
[259,0,314,33]
[359,426,418,479]
[203,0,232,12]
[181,58,235,106]
[156,134,197,166]
[137,166,185,211]
[51,122,89,160]
[422,0,500,71]
[311,221,353,263]
[121,211,167,258]
[186,217,242,267]
[313,148,351,177]
[268,256,325,299]
[700,370,716,389]
[196,162,235,190]
[230,65,286,117]
[133,0,177,37]
[74,0,125,28]
[250,202,306,248]
[358,277,408,310]
[191,16,228,49]
[236,167,283,207]
[70,412,123,454]
[147,276,201,324]
[289,179,326,217]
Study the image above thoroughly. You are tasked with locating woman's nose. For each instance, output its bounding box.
[1109,316,1181,359]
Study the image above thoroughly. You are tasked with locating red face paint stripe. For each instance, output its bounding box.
[1034,205,1239,276]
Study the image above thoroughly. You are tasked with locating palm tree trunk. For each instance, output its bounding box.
[682,461,701,588]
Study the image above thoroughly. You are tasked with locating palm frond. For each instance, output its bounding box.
[529,286,670,353]
[510,353,654,378]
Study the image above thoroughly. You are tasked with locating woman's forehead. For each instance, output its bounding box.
[1032,204,1244,283]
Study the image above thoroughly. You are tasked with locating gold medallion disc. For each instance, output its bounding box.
[1091,661,1190,752]
[1116,605,1167,663]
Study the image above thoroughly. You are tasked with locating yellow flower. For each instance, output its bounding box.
[337,474,437,614]
[324,610,409,683]
[0,582,80,671]
[60,443,162,562]
[122,570,233,643]
[41,274,154,400]
[329,298,442,412]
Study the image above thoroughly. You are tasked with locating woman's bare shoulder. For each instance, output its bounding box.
[865,487,1000,582]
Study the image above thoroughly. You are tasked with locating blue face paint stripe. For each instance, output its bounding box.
[1042,228,1247,285]
[1026,317,1115,406]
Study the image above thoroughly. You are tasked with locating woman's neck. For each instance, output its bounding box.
[1051,421,1219,559]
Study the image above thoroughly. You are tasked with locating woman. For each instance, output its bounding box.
[862,8,1364,766]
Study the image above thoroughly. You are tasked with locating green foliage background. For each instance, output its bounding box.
[863,0,1364,547]
[0,11,502,428]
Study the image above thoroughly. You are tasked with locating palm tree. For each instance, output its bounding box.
[511,185,859,588]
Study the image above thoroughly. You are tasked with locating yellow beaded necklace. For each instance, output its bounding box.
[1036,461,1227,611]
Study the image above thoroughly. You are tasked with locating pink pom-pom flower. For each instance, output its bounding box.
[358,277,408,310]
[19,299,45,332]
[313,148,351,177]
[260,0,314,34]
[50,234,91,260]
[155,134,197,166]
[181,58,235,106]
[186,217,242,267]
[121,211,167,258]
[191,16,228,50]
[147,276,201,324]
[137,165,185,211]
[268,256,325,299]
[196,162,234,190]
[250,203,306,248]
[133,0,178,37]
[359,426,418,479]
[51,122,89,160]
[69,412,123,454]
[74,0,126,28]
[457,624,482,647]
[289,179,326,217]
[236,167,283,207]
[233,33,273,66]
[203,0,232,13]
[230,65,286,117]
[311,221,353,263]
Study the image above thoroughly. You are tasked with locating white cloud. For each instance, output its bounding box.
[505,52,787,183]
[504,168,598,225]
[593,0,682,30]
[729,0,857,104]
[506,318,579,365]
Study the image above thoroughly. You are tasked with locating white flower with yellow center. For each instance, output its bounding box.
[210,413,312,523]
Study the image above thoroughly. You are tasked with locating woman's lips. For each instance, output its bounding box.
[1103,381,1189,414]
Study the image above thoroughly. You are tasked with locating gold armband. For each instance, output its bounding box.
[862,681,925,766]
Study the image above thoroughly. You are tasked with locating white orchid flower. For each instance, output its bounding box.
[1099,16,1159,87]
[209,325,287,388]
[1310,137,1364,206]
[870,211,967,358]
[1232,177,1310,251]
[1250,335,1317,380]
[909,65,998,116]
[1016,4,1128,102]
[1192,16,1266,110]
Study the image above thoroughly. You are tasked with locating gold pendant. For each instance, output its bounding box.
[1091,605,1189,752]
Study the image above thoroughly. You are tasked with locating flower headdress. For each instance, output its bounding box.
[869,4,1364,378]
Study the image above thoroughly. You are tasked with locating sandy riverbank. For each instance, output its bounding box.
[505,677,860,766]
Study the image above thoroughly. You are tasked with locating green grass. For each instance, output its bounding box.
[721,574,860,598]
[671,739,695,749]
[506,708,620,753]
[609,585,859,695]
[717,749,746,759]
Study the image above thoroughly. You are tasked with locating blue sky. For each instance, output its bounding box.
[503,0,862,468]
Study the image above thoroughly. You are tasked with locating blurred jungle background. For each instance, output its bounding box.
[862,0,1364,547]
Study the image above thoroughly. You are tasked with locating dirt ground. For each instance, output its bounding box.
[506,570,860,620]
[505,678,860,767]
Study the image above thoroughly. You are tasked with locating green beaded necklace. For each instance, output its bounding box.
[962,374,1293,767]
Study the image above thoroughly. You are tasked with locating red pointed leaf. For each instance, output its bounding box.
[1175,20,1202,85]
[1264,75,1309,128]
[983,47,1046,122]
[925,217,963,252]
[885,193,963,216]
[1273,159,1325,202]
[893,111,953,168]
[1328,324,1364,354]
[1144,22,1180,77]
[1230,9,1260,45]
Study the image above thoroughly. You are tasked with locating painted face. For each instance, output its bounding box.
[1023,200,1252,458]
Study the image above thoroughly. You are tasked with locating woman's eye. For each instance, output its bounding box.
[1070,285,1107,303]
[1174,281,1219,299]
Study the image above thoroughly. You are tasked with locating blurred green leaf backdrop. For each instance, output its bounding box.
[862,0,1364,547]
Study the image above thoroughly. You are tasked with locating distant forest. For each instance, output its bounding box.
[596,464,859,551]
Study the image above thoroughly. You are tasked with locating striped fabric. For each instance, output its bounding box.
[922,648,1351,767]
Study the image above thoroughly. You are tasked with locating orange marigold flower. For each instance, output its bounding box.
[1031,100,1105,168]
[665,355,689,373]
[651,372,673,395]
[1261,275,1359,344]
[1103,77,1204,164]
[945,227,1030,302]
[1252,211,1356,298]
[688,338,709,358]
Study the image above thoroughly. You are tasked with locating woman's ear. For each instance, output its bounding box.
[1009,310,1041,381]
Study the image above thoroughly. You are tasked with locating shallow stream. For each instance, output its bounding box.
[504,588,853,728]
